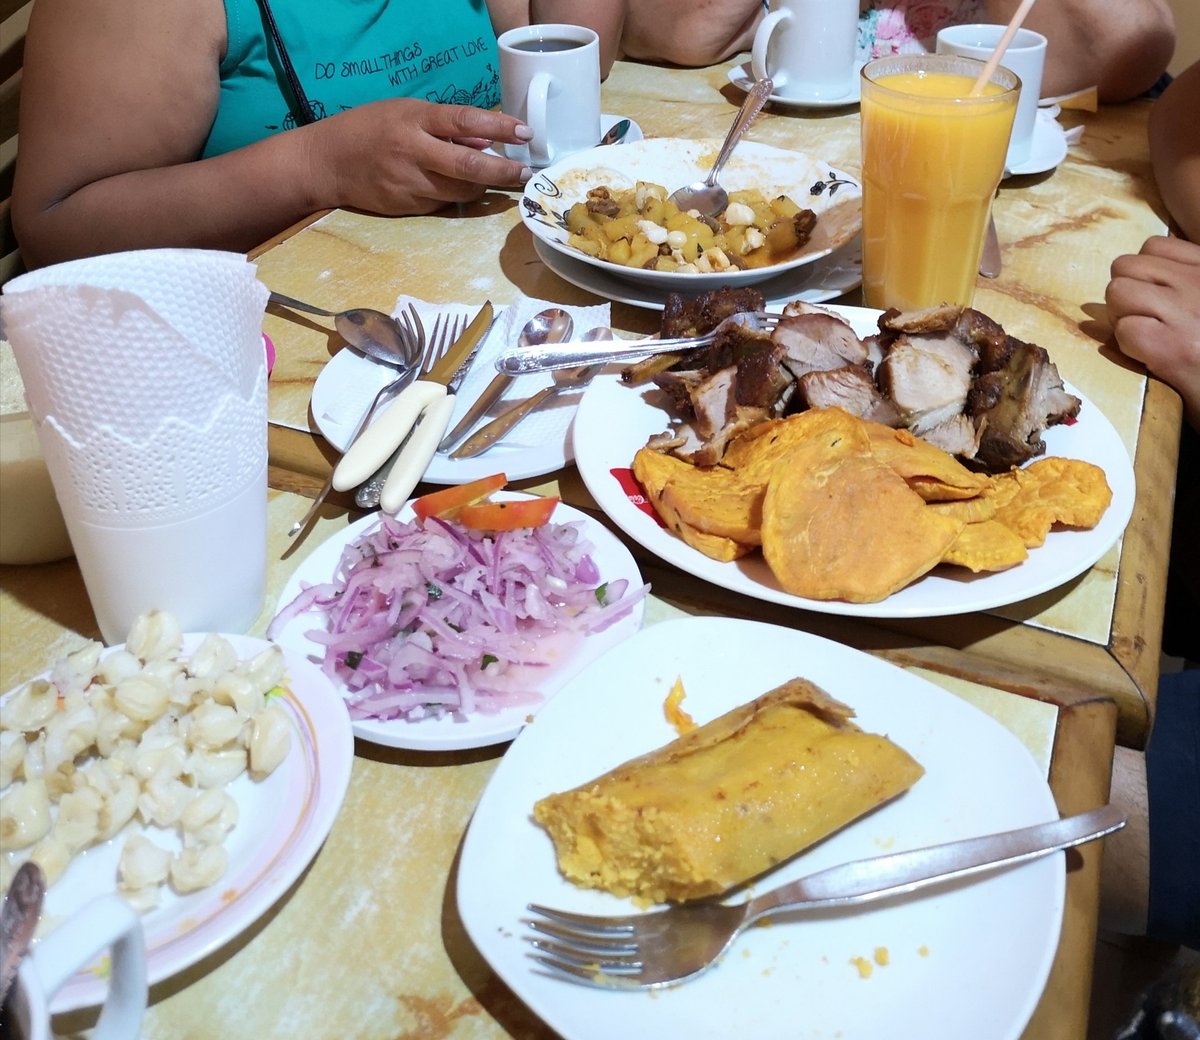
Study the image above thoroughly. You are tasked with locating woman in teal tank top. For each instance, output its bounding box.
[203,0,503,158]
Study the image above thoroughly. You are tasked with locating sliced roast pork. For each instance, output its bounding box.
[774,312,869,379]
[876,332,978,432]
[968,340,1081,470]
[796,366,901,426]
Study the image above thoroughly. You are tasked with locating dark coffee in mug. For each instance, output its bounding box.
[508,37,584,53]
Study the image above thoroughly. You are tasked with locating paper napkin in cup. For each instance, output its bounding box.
[315,293,610,480]
[0,248,271,642]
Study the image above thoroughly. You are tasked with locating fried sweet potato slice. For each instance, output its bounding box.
[992,457,1113,548]
[941,519,1029,572]
[722,408,870,485]
[863,421,993,501]
[762,452,964,602]
[632,447,753,562]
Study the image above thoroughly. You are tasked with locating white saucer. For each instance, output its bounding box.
[1003,112,1069,177]
[533,233,862,311]
[728,61,863,108]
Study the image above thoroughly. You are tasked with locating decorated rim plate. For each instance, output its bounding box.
[8,635,356,1013]
[458,615,1064,1040]
[727,60,865,107]
[521,138,862,292]
[271,493,646,751]
[571,304,1135,619]
[532,233,862,312]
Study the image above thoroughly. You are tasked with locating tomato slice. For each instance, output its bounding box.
[412,473,507,520]
[457,497,559,531]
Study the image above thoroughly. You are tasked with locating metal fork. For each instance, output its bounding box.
[354,312,466,509]
[287,304,426,538]
[493,311,784,376]
[525,805,1124,990]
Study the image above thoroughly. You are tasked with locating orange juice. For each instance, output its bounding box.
[859,55,1018,310]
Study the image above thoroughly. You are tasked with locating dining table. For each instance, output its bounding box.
[0,53,1182,1040]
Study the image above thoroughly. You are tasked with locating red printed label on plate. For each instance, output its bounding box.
[610,468,664,526]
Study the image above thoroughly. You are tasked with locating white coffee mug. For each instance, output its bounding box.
[936,24,1046,170]
[498,24,601,168]
[3,894,146,1040]
[751,0,858,101]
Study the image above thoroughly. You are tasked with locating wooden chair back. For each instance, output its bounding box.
[1,0,31,285]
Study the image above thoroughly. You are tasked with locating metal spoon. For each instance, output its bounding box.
[268,291,415,368]
[435,307,574,455]
[450,327,612,459]
[667,77,774,218]
[0,861,45,1004]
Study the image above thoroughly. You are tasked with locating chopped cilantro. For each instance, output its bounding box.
[594,582,609,605]
[481,654,498,669]
[425,582,443,600]
[345,650,364,669]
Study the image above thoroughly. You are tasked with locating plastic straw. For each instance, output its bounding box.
[968,0,1038,95]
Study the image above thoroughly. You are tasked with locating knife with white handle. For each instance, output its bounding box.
[331,302,493,500]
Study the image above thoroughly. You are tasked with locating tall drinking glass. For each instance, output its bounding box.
[859,54,1019,311]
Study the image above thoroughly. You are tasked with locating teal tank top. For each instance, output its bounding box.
[202,0,500,158]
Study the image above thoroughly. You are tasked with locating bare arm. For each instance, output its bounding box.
[1150,62,1200,243]
[986,0,1174,102]
[13,0,535,268]
[617,0,762,68]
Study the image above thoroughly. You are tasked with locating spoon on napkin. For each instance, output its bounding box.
[450,327,612,459]
[435,307,574,455]
[667,77,773,217]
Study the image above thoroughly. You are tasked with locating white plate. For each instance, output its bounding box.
[310,310,601,481]
[727,60,865,108]
[572,304,1135,619]
[533,233,862,311]
[271,493,646,751]
[1004,112,1070,178]
[458,616,1064,1040]
[8,635,355,1013]
[521,138,862,292]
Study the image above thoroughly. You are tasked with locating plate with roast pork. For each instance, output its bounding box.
[572,290,1135,618]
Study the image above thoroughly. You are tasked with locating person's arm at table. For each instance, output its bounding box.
[986,0,1174,102]
[1149,61,1200,243]
[13,0,535,269]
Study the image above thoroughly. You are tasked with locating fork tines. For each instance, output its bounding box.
[524,904,645,987]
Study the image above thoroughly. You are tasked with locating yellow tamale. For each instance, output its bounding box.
[533,678,924,904]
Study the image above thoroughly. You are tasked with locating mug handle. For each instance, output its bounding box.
[525,70,553,168]
[28,894,147,1039]
[751,9,792,87]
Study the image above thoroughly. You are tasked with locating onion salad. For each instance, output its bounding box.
[268,512,648,723]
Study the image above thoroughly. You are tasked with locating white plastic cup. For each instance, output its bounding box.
[63,462,267,645]
[751,0,859,102]
[4,894,147,1040]
[936,24,1046,170]
[498,23,601,168]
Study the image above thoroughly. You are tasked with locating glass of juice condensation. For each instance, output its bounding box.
[859,54,1019,311]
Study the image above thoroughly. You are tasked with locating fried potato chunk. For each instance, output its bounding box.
[992,458,1113,548]
[941,519,1029,572]
[762,452,964,602]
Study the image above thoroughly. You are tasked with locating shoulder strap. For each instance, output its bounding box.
[254,0,317,125]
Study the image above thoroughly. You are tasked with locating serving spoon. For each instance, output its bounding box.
[667,77,774,218]
[435,307,574,454]
[268,291,415,369]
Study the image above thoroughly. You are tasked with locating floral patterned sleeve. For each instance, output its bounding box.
[855,0,986,61]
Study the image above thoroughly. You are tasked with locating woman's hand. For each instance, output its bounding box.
[1107,235,1200,430]
[304,98,534,215]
